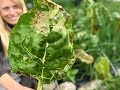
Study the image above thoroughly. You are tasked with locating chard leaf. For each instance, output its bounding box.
[8,0,74,89]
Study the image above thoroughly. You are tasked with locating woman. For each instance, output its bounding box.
[0,0,37,90]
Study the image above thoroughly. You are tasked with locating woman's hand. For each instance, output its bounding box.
[7,84,34,90]
[21,86,34,90]
[0,73,34,90]
[7,85,34,90]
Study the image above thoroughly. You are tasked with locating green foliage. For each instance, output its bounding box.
[24,0,33,3]
[94,56,112,79]
[8,0,74,90]
[104,76,120,90]
[71,0,120,77]
[53,0,120,87]
[66,69,78,83]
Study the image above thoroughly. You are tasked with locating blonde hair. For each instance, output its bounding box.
[0,0,27,57]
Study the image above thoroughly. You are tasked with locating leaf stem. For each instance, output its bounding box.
[42,43,49,64]
[37,79,43,90]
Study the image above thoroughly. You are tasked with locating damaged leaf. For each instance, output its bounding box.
[8,0,74,89]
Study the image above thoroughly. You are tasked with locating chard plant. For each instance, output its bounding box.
[8,0,75,90]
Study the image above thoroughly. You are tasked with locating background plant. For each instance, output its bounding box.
[53,0,120,87]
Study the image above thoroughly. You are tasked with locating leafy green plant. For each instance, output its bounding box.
[72,0,120,75]
[8,0,75,90]
[94,56,112,80]
[54,0,120,84]
[65,69,78,83]
[104,76,120,90]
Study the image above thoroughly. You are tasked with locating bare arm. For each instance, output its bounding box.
[0,73,34,90]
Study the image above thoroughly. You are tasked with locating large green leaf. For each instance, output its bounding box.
[8,0,74,89]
